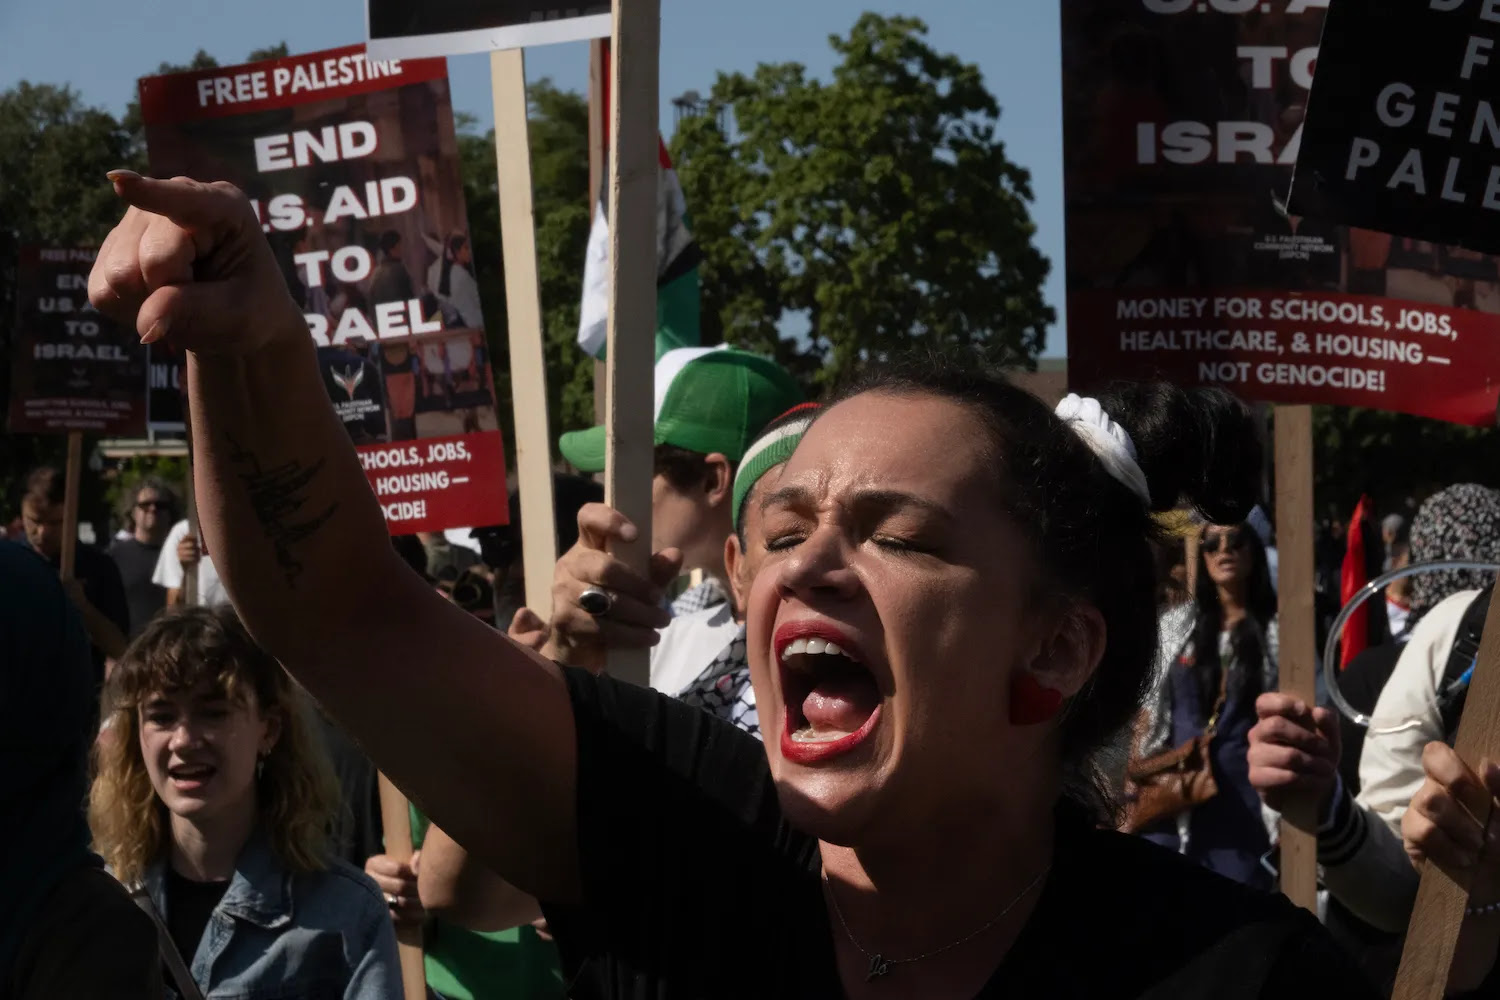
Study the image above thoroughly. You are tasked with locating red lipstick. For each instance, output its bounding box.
[773,620,863,661]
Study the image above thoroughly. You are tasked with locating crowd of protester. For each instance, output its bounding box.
[11,175,1500,999]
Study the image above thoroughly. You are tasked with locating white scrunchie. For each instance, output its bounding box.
[1054,394,1151,506]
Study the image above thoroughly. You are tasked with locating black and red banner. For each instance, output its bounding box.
[140,45,507,533]
[8,246,147,436]
[1063,0,1500,426]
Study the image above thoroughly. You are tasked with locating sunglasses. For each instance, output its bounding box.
[1202,528,1248,554]
[136,500,174,511]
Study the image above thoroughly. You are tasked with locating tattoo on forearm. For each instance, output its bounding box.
[225,435,338,587]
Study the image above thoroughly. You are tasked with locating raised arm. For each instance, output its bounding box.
[88,173,580,901]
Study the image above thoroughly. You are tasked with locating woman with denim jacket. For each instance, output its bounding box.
[90,605,400,999]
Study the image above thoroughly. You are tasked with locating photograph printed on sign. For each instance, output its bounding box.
[365,0,610,60]
[8,246,148,436]
[1062,0,1500,426]
[138,46,508,534]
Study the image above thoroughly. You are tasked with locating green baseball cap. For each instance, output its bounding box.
[559,346,804,473]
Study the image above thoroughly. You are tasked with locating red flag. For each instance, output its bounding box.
[1339,495,1374,669]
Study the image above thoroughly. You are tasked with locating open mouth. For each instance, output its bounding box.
[167,762,217,791]
[775,621,882,764]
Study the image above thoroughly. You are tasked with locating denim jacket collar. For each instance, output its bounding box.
[144,827,293,930]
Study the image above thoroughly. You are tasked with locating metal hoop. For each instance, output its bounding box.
[1322,559,1500,730]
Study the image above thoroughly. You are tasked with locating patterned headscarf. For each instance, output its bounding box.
[1408,484,1500,616]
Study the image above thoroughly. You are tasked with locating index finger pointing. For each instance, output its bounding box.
[107,171,249,236]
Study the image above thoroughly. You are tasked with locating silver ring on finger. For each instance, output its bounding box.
[578,586,615,618]
[384,894,400,907]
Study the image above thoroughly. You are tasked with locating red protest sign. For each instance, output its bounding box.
[140,45,508,534]
[1062,3,1500,426]
[7,246,147,436]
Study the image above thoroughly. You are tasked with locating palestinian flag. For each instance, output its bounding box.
[577,46,701,360]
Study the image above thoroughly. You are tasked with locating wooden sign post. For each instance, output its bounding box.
[601,0,661,688]
[182,409,200,606]
[59,431,83,580]
[589,39,609,429]
[1273,405,1318,912]
[182,466,200,607]
[376,774,425,1000]
[1184,532,1201,604]
[492,46,560,620]
[1391,588,1500,998]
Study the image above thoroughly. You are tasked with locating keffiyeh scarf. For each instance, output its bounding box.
[1408,484,1500,618]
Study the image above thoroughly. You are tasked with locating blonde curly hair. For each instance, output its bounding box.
[90,605,340,886]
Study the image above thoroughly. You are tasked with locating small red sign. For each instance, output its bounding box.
[1069,289,1500,426]
[357,431,508,535]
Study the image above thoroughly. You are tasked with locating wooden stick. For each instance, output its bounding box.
[59,431,83,580]
[1392,588,1500,999]
[589,38,608,429]
[182,468,199,606]
[377,774,426,1000]
[1273,405,1318,912]
[182,408,200,606]
[602,0,661,688]
[491,47,559,618]
[1184,532,1201,602]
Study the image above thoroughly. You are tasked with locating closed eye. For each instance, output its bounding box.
[873,536,923,553]
[765,533,805,552]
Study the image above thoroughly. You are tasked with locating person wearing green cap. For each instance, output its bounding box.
[549,346,803,693]
[678,403,822,738]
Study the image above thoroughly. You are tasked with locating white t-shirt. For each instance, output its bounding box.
[650,602,740,697]
[152,520,229,606]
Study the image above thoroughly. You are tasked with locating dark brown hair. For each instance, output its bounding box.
[23,466,65,508]
[654,444,734,494]
[832,354,1262,816]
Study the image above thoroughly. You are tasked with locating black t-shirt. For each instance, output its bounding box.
[107,537,165,639]
[541,667,1380,1000]
[164,868,229,966]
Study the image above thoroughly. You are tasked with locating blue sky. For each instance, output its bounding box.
[0,0,1066,357]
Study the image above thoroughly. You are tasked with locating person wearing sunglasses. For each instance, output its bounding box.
[108,477,179,639]
[1126,521,1280,889]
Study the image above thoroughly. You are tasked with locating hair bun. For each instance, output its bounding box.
[1095,383,1262,523]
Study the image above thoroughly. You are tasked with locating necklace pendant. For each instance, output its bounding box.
[866,954,891,981]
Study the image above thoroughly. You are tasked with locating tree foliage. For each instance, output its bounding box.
[0,82,135,520]
[454,82,597,461]
[672,13,1054,386]
[1312,406,1500,517]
